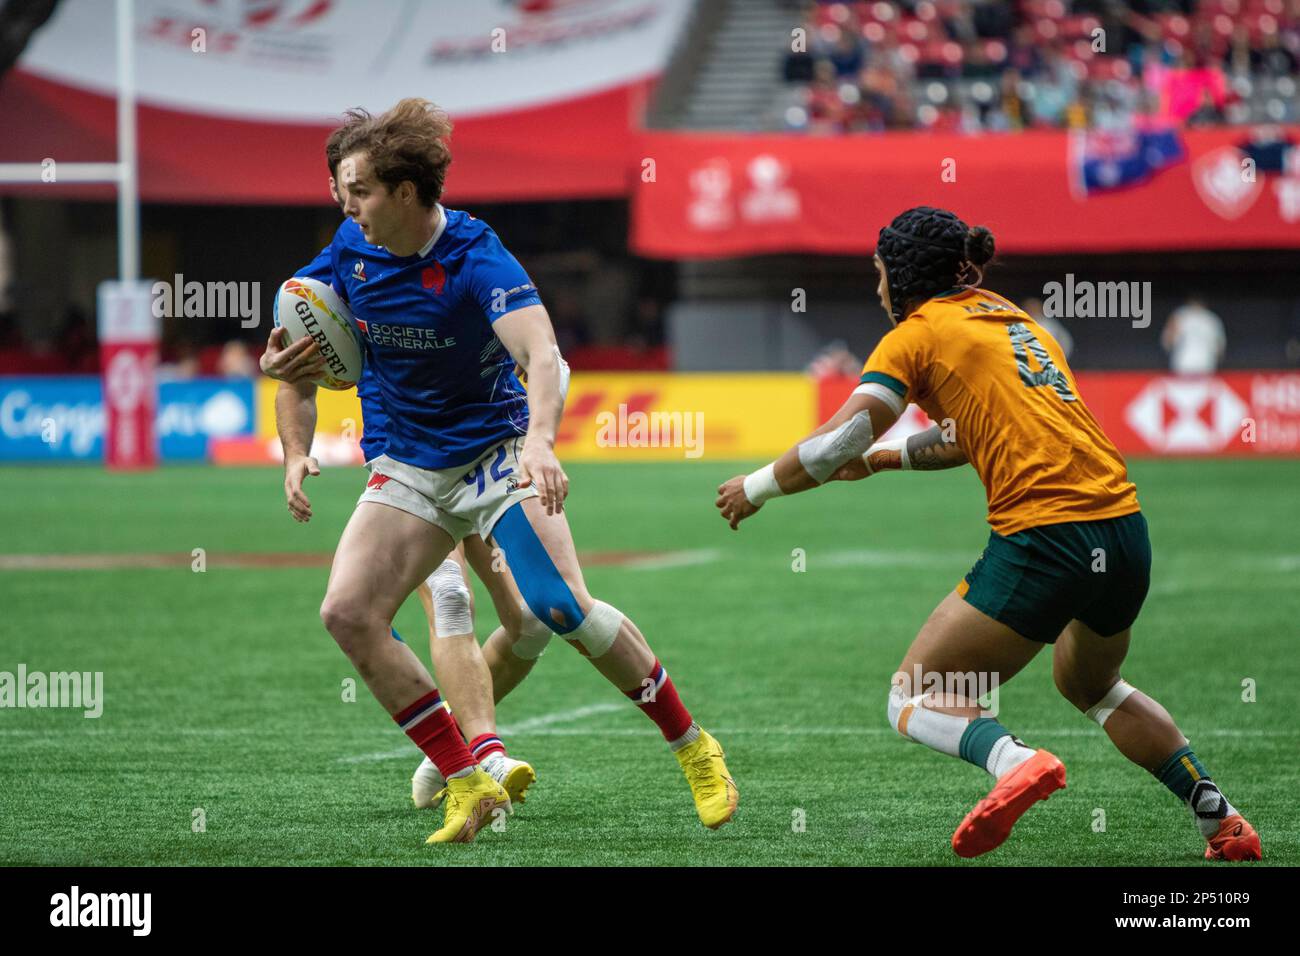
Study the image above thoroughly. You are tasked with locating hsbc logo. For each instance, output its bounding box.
[1192,147,1263,221]
[1125,378,1248,452]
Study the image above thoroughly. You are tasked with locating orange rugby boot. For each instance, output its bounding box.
[1204,814,1262,861]
[951,749,1066,858]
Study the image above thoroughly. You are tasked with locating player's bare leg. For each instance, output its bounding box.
[321,501,508,843]
[1054,621,1261,860]
[412,544,536,809]
[489,496,738,829]
[464,534,548,701]
[418,568,495,742]
[888,590,1064,858]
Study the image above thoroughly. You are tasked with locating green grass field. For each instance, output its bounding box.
[1,459,1297,866]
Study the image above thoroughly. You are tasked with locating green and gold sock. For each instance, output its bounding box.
[1156,745,1237,839]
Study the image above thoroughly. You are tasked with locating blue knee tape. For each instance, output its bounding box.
[492,504,584,635]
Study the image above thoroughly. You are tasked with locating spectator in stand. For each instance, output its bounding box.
[1161,295,1226,375]
[1025,297,1075,360]
[807,59,856,131]
[158,340,201,382]
[788,0,1291,132]
[217,340,257,378]
[806,339,863,379]
[829,27,865,77]
[1146,45,1230,125]
[57,305,96,372]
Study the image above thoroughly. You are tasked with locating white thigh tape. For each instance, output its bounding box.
[1085,679,1136,726]
[428,559,473,638]
[569,600,623,658]
[510,603,553,661]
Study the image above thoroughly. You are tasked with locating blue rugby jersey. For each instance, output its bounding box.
[327,206,539,469]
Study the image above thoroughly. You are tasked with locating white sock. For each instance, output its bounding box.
[480,752,508,777]
[447,765,476,780]
[986,734,1036,778]
[669,722,701,752]
[1190,780,1238,839]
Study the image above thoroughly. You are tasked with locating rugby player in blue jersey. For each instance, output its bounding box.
[264,122,552,832]
[266,99,737,843]
[263,121,549,816]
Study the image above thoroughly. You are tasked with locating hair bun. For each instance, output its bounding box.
[965,226,995,266]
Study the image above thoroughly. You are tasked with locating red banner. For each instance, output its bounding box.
[631,128,1300,258]
[818,371,1300,456]
[97,281,160,470]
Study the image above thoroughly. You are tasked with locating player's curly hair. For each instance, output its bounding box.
[334,98,453,207]
[324,107,371,177]
[875,206,995,323]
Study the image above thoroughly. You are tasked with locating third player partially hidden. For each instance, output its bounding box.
[715,206,1261,862]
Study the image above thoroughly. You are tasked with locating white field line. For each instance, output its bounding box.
[334,701,625,764]
[621,549,721,571]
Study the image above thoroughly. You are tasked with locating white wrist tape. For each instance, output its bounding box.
[743,462,783,505]
[863,437,909,474]
[797,409,876,483]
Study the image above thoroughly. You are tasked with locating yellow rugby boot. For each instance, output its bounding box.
[425,767,511,844]
[674,729,739,829]
[496,757,537,806]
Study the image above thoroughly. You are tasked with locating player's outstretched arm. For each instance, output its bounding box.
[274,378,320,523]
[715,391,898,531]
[493,303,569,515]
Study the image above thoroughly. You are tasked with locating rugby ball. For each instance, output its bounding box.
[275,277,364,390]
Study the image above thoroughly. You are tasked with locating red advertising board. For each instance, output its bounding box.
[817,371,1300,456]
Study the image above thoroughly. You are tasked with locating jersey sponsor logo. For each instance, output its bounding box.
[353,260,367,282]
[355,319,457,352]
[422,263,446,295]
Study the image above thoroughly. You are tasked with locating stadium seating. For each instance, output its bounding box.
[781,0,1299,132]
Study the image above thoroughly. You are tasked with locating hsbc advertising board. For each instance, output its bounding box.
[1080,372,1300,456]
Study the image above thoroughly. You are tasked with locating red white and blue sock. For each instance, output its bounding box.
[627,659,699,750]
[394,689,475,779]
[469,733,507,763]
